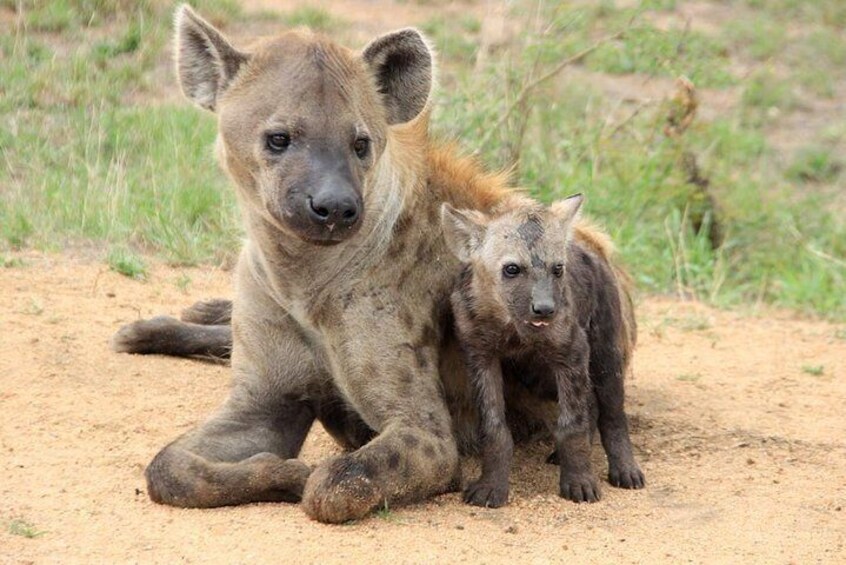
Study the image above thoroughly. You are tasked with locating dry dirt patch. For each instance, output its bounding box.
[1,252,844,562]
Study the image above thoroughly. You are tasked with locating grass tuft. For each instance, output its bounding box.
[8,518,46,538]
[801,364,824,376]
[107,247,147,280]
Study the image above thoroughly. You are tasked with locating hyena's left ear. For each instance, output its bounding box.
[550,193,584,233]
[363,28,434,125]
[441,203,487,262]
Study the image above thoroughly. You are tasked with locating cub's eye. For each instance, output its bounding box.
[266,133,291,153]
[353,137,370,159]
[503,263,521,278]
[552,264,564,278]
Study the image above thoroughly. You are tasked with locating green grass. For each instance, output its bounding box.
[107,246,147,279]
[8,518,46,538]
[282,6,338,31]
[1,1,844,320]
[801,364,824,376]
[676,373,702,382]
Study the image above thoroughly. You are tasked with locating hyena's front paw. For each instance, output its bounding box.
[301,455,382,524]
[608,462,645,490]
[246,453,313,501]
[463,478,509,508]
[559,473,601,503]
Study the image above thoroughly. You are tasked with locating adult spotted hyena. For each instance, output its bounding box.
[441,195,644,508]
[113,4,622,523]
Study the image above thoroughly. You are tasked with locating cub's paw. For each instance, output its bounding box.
[463,479,509,508]
[559,473,601,503]
[301,455,382,524]
[608,463,645,490]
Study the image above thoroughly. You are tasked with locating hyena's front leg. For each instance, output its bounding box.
[143,290,327,507]
[145,393,314,507]
[554,348,601,503]
[462,353,513,508]
[301,331,459,523]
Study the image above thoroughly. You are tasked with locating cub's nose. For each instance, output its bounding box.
[307,190,361,229]
[531,301,555,318]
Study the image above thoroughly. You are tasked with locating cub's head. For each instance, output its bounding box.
[174,4,433,244]
[441,194,583,337]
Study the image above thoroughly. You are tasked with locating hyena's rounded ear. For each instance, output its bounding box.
[441,203,487,262]
[363,28,434,125]
[174,4,249,112]
[550,193,584,231]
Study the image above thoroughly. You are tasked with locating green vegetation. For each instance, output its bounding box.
[8,518,46,538]
[1,1,844,319]
[801,364,824,376]
[107,246,147,279]
[282,6,338,30]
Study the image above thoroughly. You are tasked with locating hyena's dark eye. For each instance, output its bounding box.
[266,132,291,153]
[353,137,370,159]
[503,263,521,278]
[552,264,564,278]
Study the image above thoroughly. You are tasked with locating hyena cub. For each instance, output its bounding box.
[441,194,644,507]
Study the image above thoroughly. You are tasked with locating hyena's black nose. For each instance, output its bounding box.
[307,188,361,229]
[532,301,555,318]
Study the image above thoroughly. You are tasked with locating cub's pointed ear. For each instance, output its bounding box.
[363,28,434,125]
[174,4,249,112]
[441,203,487,262]
[550,193,584,232]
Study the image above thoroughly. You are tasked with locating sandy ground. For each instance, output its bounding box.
[1,252,844,563]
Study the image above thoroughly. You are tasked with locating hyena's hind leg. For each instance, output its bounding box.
[146,392,315,507]
[111,316,232,360]
[181,298,233,325]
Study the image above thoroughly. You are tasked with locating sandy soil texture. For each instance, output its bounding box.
[1,252,844,563]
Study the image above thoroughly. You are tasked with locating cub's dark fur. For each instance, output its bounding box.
[441,195,644,507]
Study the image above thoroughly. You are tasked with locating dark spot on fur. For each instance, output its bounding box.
[399,369,414,386]
[342,290,356,309]
[387,451,400,470]
[423,444,436,458]
[517,215,544,249]
[399,308,414,330]
[414,347,429,370]
[401,433,420,448]
[531,252,544,269]
[418,324,438,348]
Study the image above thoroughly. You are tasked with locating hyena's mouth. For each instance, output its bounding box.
[526,320,550,328]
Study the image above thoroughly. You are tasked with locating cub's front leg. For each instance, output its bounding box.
[554,343,601,503]
[462,352,513,508]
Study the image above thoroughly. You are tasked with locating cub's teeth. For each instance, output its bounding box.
[530,321,549,327]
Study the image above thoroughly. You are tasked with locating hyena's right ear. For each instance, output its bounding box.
[550,193,584,233]
[440,203,487,262]
[174,4,249,112]
[363,28,434,125]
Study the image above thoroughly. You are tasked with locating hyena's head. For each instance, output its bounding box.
[441,194,583,337]
[174,4,433,244]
